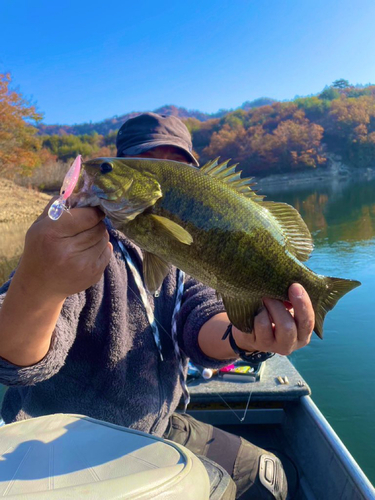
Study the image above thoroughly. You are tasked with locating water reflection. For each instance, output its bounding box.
[265,177,375,246]
[265,175,375,484]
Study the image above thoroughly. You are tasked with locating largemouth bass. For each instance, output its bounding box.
[74,157,361,338]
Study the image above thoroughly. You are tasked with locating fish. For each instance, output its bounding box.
[73,157,361,338]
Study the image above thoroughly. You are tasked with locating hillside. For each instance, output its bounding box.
[4,76,375,181]
[37,100,276,136]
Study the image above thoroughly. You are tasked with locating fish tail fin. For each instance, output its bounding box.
[313,277,361,339]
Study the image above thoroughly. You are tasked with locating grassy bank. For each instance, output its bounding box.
[0,178,50,224]
[14,160,68,192]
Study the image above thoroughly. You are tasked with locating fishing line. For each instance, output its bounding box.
[214,387,255,424]
[241,385,254,422]
[117,238,255,423]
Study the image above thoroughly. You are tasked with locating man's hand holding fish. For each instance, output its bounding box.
[198,283,314,362]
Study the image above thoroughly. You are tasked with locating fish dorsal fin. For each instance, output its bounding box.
[262,201,314,261]
[200,158,265,202]
[200,157,312,260]
[143,252,171,293]
[149,214,193,245]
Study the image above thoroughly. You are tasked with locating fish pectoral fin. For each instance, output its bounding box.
[262,201,314,262]
[149,214,193,245]
[222,295,263,334]
[143,252,171,294]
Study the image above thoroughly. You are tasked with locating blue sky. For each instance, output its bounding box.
[2,0,375,125]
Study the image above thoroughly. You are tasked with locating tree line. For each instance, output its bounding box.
[2,73,375,180]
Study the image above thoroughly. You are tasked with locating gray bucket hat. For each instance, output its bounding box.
[116,112,199,166]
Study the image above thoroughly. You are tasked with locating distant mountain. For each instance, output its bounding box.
[37,100,276,136]
[240,97,277,111]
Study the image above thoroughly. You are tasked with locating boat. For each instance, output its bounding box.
[0,355,373,499]
[187,355,375,499]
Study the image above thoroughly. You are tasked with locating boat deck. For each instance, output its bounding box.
[186,355,310,425]
[185,356,375,500]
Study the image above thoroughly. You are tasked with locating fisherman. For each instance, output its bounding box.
[0,113,314,499]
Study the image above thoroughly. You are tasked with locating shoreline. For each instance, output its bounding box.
[254,165,375,192]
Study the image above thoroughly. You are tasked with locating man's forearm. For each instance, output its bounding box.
[0,269,64,367]
[198,312,250,360]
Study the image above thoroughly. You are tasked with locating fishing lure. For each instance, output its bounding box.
[48,155,82,221]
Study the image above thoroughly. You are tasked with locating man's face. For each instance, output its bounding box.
[128,145,193,165]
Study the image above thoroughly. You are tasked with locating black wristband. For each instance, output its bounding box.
[222,324,275,366]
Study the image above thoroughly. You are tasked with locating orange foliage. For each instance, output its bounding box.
[202,106,325,174]
[94,145,117,158]
[0,73,43,177]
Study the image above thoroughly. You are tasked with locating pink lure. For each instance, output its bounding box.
[48,155,82,220]
[219,364,236,373]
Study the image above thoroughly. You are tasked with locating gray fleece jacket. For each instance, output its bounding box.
[0,227,232,436]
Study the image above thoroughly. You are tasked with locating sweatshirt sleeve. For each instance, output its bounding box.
[0,277,86,386]
[176,275,238,369]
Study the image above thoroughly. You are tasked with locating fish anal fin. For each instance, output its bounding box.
[149,214,193,245]
[262,201,314,262]
[222,295,263,334]
[143,252,171,294]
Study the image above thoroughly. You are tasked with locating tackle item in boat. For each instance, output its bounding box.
[73,156,361,338]
[48,155,82,221]
[219,365,236,373]
[219,366,256,382]
[218,363,265,382]
[201,368,218,379]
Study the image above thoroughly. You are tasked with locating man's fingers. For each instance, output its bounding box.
[288,283,314,346]
[59,207,105,235]
[35,197,105,236]
[73,221,109,251]
[42,206,105,236]
[96,241,113,275]
[263,298,297,355]
[253,307,274,350]
[82,236,113,279]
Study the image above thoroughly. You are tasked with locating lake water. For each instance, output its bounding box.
[0,174,374,483]
[264,174,375,484]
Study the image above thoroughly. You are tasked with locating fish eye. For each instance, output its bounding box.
[100,162,113,174]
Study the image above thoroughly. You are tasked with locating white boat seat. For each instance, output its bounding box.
[0,413,211,499]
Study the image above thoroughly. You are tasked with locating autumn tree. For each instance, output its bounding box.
[324,96,375,167]
[42,132,116,162]
[0,73,43,176]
